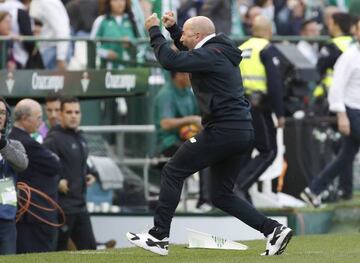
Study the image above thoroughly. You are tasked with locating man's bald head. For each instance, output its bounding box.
[252,15,272,39]
[14,98,42,134]
[185,16,216,36]
[14,99,41,121]
[181,16,216,50]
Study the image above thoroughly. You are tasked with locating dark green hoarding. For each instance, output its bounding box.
[0,68,150,99]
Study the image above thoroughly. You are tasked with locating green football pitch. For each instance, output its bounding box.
[1,233,360,263]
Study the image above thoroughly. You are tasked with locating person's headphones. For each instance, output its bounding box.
[0,97,12,137]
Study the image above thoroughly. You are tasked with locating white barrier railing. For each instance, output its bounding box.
[81,125,155,133]
[81,125,155,160]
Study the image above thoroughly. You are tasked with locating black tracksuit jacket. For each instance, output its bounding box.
[44,125,89,214]
[149,24,252,130]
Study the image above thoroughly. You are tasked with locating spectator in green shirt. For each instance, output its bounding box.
[90,0,141,131]
[91,0,139,69]
[154,71,200,155]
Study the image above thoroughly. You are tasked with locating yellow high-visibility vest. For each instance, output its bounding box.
[239,38,270,94]
[313,35,353,98]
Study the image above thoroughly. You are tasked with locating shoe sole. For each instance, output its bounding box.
[300,192,316,208]
[275,229,293,255]
[125,232,168,256]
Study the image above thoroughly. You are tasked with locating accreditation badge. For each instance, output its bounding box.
[0,177,17,206]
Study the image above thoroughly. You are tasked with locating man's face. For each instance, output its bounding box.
[173,72,190,88]
[110,0,126,15]
[180,21,200,50]
[0,14,12,35]
[248,7,262,25]
[25,107,43,134]
[0,102,7,131]
[61,102,81,130]
[302,22,320,37]
[45,100,60,127]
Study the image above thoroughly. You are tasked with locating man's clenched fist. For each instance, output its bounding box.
[145,13,160,31]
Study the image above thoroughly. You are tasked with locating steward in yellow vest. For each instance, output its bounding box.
[314,12,353,98]
[239,37,269,95]
[235,15,284,203]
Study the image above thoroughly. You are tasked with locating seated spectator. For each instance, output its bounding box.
[154,72,200,157]
[91,0,139,70]
[29,0,71,70]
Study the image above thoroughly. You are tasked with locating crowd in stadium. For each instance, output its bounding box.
[0,0,358,71]
[0,0,360,257]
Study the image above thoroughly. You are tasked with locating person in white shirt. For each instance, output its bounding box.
[301,17,360,207]
[29,0,70,70]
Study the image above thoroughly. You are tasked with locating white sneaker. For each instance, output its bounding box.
[300,187,322,208]
[261,225,293,256]
[126,232,169,256]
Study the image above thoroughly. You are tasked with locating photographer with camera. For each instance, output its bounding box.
[234,15,285,203]
[0,97,28,255]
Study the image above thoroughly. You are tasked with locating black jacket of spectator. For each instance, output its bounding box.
[260,45,285,117]
[177,0,203,27]
[317,43,343,76]
[66,0,99,34]
[8,127,60,223]
[199,0,231,35]
[17,9,35,59]
[149,24,252,130]
[44,125,89,214]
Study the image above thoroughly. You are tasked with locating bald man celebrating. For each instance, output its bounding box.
[126,13,292,256]
[9,99,60,253]
[235,16,285,203]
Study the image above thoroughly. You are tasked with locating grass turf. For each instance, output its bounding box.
[1,233,360,263]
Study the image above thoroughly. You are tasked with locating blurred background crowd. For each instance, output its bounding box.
[0,0,359,71]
